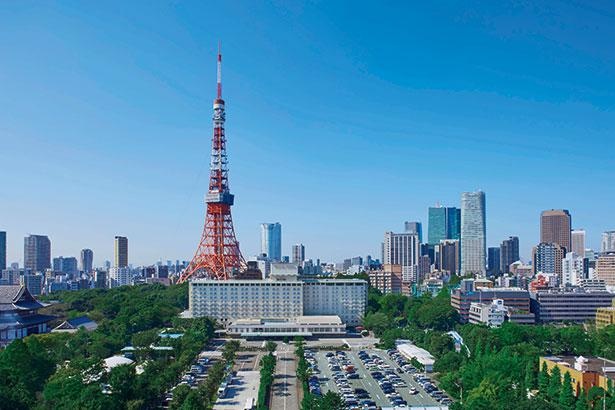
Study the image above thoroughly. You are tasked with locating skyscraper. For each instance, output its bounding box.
[428,206,460,245]
[260,223,282,261]
[487,247,501,276]
[540,209,571,252]
[81,248,93,273]
[383,232,420,268]
[571,229,586,257]
[0,231,6,271]
[602,231,615,253]
[404,221,423,243]
[292,244,305,264]
[428,207,447,245]
[447,208,461,240]
[461,191,486,276]
[24,235,51,272]
[438,240,460,275]
[52,256,78,277]
[500,236,520,274]
[114,236,128,268]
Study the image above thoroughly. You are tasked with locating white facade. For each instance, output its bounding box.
[383,232,420,267]
[302,279,367,326]
[562,252,585,286]
[227,316,345,337]
[108,267,131,288]
[602,231,615,253]
[571,230,586,257]
[468,299,507,328]
[189,277,367,327]
[461,191,486,276]
[189,279,303,323]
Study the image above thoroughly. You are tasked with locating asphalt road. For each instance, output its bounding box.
[270,343,299,410]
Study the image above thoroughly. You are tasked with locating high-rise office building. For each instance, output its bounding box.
[383,232,420,268]
[260,223,282,261]
[461,191,486,276]
[428,206,461,245]
[114,236,128,268]
[52,256,79,277]
[540,209,571,252]
[447,208,461,240]
[438,240,460,275]
[81,248,93,273]
[0,231,6,271]
[532,242,565,275]
[404,221,423,243]
[500,236,520,274]
[602,231,615,253]
[571,229,586,257]
[292,244,305,264]
[487,247,501,276]
[24,235,51,272]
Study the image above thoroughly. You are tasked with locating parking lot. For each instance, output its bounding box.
[306,347,450,409]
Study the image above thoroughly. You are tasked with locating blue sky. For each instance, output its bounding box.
[1,1,614,266]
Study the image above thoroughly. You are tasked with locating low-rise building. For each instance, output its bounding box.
[451,285,532,323]
[540,355,615,395]
[531,289,615,323]
[227,315,345,338]
[395,341,436,373]
[596,300,615,329]
[468,299,507,327]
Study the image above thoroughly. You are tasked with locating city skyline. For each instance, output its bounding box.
[2,2,615,265]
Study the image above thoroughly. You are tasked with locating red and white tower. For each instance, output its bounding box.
[179,47,245,283]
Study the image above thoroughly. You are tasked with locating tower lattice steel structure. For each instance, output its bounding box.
[179,47,245,283]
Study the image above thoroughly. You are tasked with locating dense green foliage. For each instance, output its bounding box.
[257,353,276,409]
[365,284,615,410]
[0,284,216,409]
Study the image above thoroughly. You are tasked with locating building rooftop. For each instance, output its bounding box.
[543,356,615,380]
[395,340,435,366]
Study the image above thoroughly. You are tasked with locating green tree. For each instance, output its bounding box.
[559,371,576,409]
[265,341,278,354]
[575,389,588,410]
[524,361,536,390]
[108,364,135,403]
[321,391,345,410]
[538,362,550,395]
[362,312,391,335]
[547,365,562,401]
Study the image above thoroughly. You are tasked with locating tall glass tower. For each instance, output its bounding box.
[261,223,282,261]
[461,191,486,276]
[428,206,460,245]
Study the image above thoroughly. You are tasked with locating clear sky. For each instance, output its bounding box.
[1,1,615,266]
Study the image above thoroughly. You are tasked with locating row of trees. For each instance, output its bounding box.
[257,352,276,409]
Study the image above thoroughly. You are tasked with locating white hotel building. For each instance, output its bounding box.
[189,275,367,332]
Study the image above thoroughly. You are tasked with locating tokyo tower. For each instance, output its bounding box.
[179,47,245,283]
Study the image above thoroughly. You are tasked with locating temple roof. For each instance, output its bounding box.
[0,285,47,311]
